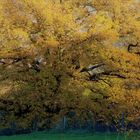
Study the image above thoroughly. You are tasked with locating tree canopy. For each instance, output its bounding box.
[0,0,140,131]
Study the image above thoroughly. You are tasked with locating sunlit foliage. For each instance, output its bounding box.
[0,0,139,131]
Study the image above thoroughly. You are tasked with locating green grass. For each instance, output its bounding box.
[0,131,138,140]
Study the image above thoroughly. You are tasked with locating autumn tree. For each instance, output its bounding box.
[0,0,139,131]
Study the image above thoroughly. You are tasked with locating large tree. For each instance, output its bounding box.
[0,0,139,130]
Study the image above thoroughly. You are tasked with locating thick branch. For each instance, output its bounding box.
[80,63,104,72]
[127,43,138,52]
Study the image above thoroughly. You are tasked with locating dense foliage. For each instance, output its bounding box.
[0,0,140,131]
